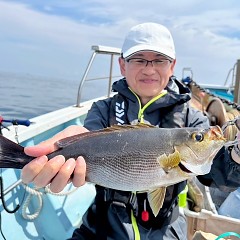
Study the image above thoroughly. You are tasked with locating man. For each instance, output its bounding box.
[22,23,240,239]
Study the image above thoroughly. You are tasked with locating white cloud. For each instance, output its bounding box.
[0,0,240,85]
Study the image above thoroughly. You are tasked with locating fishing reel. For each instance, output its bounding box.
[222,116,240,134]
[222,116,240,147]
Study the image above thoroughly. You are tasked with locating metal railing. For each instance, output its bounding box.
[76,45,121,107]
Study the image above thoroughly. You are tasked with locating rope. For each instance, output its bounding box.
[44,184,78,196]
[21,183,79,220]
[21,185,43,220]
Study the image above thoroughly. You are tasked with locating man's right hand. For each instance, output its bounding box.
[21,125,88,193]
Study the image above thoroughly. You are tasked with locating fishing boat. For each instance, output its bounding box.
[0,45,121,240]
[181,61,240,239]
[182,62,240,142]
[0,45,240,239]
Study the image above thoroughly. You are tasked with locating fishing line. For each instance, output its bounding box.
[0,171,7,240]
[0,178,26,240]
[0,213,7,240]
[0,177,20,214]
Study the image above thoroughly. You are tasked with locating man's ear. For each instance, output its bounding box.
[119,57,126,76]
[170,59,176,72]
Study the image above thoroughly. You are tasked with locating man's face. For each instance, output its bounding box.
[119,51,176,104]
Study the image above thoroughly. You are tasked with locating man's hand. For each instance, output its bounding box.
[21,125,88,193]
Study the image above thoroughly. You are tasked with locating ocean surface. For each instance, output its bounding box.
[0,71,112,121]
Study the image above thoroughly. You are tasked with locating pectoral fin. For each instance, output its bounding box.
[148,187,166,217]
[157,149,181,171]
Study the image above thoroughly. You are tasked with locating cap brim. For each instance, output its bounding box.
[122,44,175,59]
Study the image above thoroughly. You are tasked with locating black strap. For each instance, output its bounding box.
[95,186,138,239]
[95,187,108,240]
[95,186,180,235]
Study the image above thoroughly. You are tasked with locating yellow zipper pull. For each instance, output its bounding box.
[128,87,168,124]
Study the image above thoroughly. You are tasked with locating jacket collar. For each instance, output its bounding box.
[112,76,191,111]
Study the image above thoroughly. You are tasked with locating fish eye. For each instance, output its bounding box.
[192,132,204,142]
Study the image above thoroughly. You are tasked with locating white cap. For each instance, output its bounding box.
[121,22,175,59]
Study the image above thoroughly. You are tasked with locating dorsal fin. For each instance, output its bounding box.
[56,131,102,148]
[56,123,156,148]
[105,123,157,131]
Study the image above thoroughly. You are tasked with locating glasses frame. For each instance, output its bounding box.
[125,57,173,68]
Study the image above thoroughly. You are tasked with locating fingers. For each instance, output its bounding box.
[21,155,87,193]
[24,145,56,157]
[21,155,65,185]
[72,156,86,187]
[21,155,49,183]
[47,157,86,192]
[24,125,89,157]
[48,158,77,192]
[22,125,88,192]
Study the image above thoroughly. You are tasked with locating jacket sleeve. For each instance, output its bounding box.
[198,147,240,191]
[187,106,240,191]
[83,99,111,131]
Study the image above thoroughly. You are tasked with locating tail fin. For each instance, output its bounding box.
[0,135,33,169]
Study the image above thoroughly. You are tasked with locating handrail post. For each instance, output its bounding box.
[107,54,114,97]
[75,45,121,107]
[234,59,240,104]
[76,52,97,107]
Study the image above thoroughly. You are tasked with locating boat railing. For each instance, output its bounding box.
[76,45,121,107]
[234,59,240,104]
[224,59,240,104]
[224,61,237,88]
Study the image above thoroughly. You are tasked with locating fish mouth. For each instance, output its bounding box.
[179,162,192,173]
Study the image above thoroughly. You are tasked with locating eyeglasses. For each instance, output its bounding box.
[125,58,172,68]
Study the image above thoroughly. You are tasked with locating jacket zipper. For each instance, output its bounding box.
[129,88,167,123]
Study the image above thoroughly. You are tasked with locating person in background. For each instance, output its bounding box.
[21,22,240,240]
[218,187,240,219]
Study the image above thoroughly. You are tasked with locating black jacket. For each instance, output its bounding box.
[84,77,240,191]
[70,77,240,240]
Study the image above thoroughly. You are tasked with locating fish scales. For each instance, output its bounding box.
[0,124,226,217]
[45,126,225,191]
[0,125,226,191]
[51,127,179,159]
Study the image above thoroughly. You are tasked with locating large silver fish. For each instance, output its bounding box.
[0,124,226,216]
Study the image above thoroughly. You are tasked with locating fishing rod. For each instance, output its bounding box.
[0,116,32,127]
[0,116,32,215]
[0,116,33,136]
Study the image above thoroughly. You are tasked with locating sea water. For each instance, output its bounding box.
[0,72,109,120]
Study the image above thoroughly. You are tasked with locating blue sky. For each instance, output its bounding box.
[0,0,240,85]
